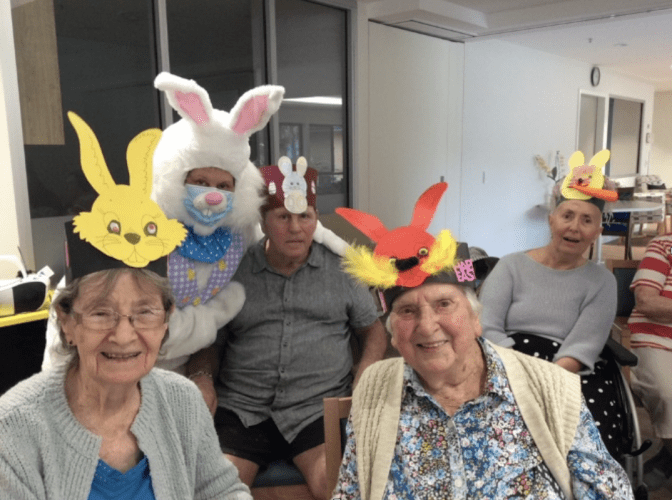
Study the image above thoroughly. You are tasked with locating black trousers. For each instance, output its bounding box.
[510,333,624,461]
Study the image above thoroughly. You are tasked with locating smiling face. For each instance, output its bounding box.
[185,167,235,191]
[389,283,482,384]
[549,199,603,257]
[262,206,318,263]
[59,272,169,386]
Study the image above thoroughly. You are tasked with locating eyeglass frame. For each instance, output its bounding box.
[71,307,168,331]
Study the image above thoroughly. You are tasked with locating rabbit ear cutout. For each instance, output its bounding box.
[126,128,162,196]
[568,150,585,170]
[229,85,285,138]
[278,156,293,176]
[409,183,448,230]
[296,157,308,176]
[588,149,610,168]
[67,112,115,195]
[335,207,389,243]
[154,72,213,127]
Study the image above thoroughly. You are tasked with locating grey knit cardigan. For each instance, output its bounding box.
[0,366,251,500]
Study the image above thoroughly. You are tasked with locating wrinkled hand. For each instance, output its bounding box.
[192,375,218,416]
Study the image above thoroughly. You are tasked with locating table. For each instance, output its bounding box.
[596,200,661,263]
[0,293,51,395]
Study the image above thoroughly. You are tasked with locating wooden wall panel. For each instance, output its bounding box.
[12,0,64,145]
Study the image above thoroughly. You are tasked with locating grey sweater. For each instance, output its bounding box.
[480,252,617,371]
[0,367,251,500]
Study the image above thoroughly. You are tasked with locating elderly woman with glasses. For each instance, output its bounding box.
[0,113,250,500]
[332,183,632,500]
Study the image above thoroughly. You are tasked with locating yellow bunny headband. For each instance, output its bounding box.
[66,112,186,283]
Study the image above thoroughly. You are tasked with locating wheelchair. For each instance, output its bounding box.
[472,249,650,498]
[601,337,651,500]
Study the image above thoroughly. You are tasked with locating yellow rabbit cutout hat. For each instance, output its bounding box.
[559,149,618,211]
[67,112,186,279]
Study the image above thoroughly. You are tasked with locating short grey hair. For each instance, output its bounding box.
[52,268,174,362]
[385,285,482,335]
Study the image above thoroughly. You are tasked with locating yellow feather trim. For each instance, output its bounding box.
[342,245,398,288]
[420,230,458,274]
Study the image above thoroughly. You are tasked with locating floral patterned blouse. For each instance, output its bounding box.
[331,340,633,500]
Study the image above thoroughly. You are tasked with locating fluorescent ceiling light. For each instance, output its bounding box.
[283,96,342,106]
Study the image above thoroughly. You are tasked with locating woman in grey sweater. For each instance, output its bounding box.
[480,150,620,458]
[0,266,251,500]
[0,109,249,499]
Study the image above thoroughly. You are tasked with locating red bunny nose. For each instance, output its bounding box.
[205,192,223,206]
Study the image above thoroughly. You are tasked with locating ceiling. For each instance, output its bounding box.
[360,0,672,90]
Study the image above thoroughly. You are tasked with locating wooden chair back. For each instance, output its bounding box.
[324,396,353,495]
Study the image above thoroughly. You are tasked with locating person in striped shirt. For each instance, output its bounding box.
[628,234,672,490]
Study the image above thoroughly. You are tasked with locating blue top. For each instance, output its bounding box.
[89,456,155,500]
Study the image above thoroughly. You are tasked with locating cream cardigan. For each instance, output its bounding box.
[350,342,582,500]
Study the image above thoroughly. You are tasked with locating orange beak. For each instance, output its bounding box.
[571,184,619,202]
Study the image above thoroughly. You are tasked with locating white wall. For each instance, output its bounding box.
[366,23,463,236]
[0,1,33,279]
[459,39,654,257]
[650,91,672,186]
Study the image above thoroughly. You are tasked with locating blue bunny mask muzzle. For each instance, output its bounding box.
[183,184,235,226]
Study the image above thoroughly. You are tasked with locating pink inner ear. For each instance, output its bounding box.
[175,91,210,125]
[232,95,269,135]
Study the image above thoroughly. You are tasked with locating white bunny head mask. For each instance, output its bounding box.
[152,72,284,236]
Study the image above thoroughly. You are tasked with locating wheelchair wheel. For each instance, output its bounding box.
[634,484,648,500]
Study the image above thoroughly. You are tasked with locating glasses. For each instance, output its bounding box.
[73,308,166,330]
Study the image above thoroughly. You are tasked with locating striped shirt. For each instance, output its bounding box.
[628,234,672,351]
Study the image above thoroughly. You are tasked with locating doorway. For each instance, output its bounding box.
[607,97,644,177]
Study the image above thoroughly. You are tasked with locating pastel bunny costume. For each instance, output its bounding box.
[151,73,284,371]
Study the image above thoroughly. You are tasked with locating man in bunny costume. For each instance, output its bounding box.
[187,159,387,500]
[150,72,281,372]
[152,72,351,373]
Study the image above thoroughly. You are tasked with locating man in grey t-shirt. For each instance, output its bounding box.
[187,161,386,500]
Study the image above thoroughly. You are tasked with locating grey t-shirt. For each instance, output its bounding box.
[479,251,617,371]
[215,240,379,442]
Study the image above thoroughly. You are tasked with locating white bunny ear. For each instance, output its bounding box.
[278,156,293,176]
[154,72,213,127]
[296,157,308,176]
[229,85,285,138]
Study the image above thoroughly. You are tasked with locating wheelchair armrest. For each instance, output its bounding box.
[601,336,638,367]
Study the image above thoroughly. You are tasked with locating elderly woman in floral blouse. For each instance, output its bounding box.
[332,183,632,500]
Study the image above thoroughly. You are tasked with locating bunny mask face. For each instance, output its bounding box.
[183,184,235,226]
[336,183,475,302]
[68,112,187,268]
[152,72,285,236]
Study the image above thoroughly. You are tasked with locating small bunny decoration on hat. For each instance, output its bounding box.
[261,156,318,214]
